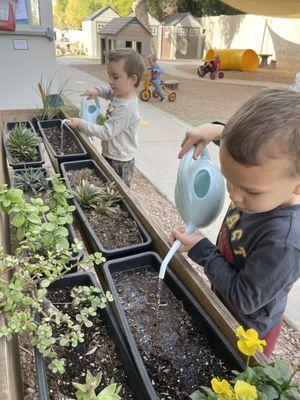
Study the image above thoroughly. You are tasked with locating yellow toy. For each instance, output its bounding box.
[139,70,177,102]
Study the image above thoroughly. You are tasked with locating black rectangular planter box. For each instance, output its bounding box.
[102,251,245,400]
[60,159,152,260]
[4,121,44,169]
[34,271,151,400]
[11,167,83,270]
[37,119,88,172]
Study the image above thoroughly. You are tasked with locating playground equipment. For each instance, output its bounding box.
[140,70,177,102]
[205,49,259,71]
[159,146,225,280]
[197,62,224,80]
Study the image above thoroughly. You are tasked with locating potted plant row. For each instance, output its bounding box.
[60,159,152,261]
[102,251,245,400]
[37,119,88,172]
[4,121,44,169]
[0,184,150,399]
[11,167,82,269]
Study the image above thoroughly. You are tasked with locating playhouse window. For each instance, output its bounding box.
[97,23,105,32]
[177,28,188,37]
[30,0,41,25]
[150,27,157,36]
[189,28,199,37]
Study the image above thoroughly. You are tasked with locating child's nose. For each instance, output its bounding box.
[227,184,243,203]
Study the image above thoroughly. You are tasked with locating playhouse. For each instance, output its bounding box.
[82,6,120,58]
[98,16,152,62]
[161,12,204,60]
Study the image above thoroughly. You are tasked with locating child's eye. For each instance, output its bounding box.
[247,191,261,196]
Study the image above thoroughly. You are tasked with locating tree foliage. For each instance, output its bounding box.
[52,0,241,29]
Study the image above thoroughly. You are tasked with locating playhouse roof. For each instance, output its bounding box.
[128,12,161,26]
[162,12,191,25]
[84,6,119,21]
[99,16,152,36]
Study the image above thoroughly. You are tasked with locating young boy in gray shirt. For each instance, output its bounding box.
[170,88,300,357]
[68,48,144,187]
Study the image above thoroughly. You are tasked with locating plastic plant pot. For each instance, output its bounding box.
[102,251,245,400]
[4,121,44,170]
[34,271,152,400]
[60,159,152,260]
[37,119,88,172]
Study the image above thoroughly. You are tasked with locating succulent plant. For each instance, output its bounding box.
[74,180,106,208]
[13,168,49,195]
[7,124,41,162]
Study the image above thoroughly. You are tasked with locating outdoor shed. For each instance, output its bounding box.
[161,12,204,60]
[82,7,120,57]
[99,16,152,63]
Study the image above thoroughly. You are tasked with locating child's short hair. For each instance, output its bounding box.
[108,48,145,87]
[222,88,300,177]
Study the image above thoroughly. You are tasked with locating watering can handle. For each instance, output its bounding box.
[158,223,195,280]
[94,96,100,108]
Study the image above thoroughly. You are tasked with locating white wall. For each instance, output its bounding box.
[199,13,300,63]
[0,0,57,110]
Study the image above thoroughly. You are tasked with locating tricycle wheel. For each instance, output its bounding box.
[140,89,151,101]
[153,90,159,98]
[210,73,216,80]
[197,66,205,78]
[168,92,177,102]
[218,71,224,79]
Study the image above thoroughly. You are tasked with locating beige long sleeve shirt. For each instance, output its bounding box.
[79,85,140,161]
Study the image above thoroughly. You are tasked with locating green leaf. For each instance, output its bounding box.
[12,214,25,227]
[40,279,50,288]
[42,233,54,246]
[27,214,41,224]
[54,184,67,193]
[43,223,56,232]
[264,360,291,385]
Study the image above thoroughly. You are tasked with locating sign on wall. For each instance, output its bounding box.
[15,0,28,24]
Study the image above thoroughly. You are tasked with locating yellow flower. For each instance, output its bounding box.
[211,377,233,399]
[234,380,257,400]
[236,326,266,356]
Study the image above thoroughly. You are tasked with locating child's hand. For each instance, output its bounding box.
[168,226,204,253]
[179,123,224,159]
[81,87,100,99]
[67,118,81,129]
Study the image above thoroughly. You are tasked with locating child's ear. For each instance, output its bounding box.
[131,74,138,86]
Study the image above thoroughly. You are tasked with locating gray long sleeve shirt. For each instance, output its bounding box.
[79,85,140,162]
[188,204,300,336]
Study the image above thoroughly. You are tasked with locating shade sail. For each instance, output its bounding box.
[221,0,300,18]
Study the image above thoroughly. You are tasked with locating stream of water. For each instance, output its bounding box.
[60,119,69,151]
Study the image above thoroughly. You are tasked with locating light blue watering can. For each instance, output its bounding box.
[80,96,101,123]
[158,146,225,279]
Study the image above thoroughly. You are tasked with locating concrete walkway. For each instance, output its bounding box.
[57,58,299,331]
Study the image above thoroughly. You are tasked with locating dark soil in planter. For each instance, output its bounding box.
[46,287,135,400]
[9,149,41,163]
[42,126,79,155]
[68,168,143,250]
[113,266,232,399]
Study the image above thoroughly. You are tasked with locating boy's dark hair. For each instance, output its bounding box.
[108,48,145,87]
[222,88,300,177]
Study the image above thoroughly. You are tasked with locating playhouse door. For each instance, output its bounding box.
[161,27,172,59]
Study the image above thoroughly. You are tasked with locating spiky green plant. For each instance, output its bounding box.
[7,124,41,162]
[94,198,120,217]
[74,180,106,208]
[14,168,48,195]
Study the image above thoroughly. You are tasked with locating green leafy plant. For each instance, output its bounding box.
[0,184,111,375]
[13,168,49,195]
[69,370,122,400]
[6,124,41,162]
[190,326,300,400]
[97,113,106,125]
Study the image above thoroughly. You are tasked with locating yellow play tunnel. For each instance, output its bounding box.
[205,49,259,71]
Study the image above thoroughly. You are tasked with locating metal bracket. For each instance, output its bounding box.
[0,27,56,41]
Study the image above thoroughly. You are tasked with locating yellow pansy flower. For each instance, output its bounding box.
[236,326,266,356]
[211,377,233,399]
[234,380,257,400]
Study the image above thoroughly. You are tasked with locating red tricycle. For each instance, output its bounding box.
[197,60,224,80]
